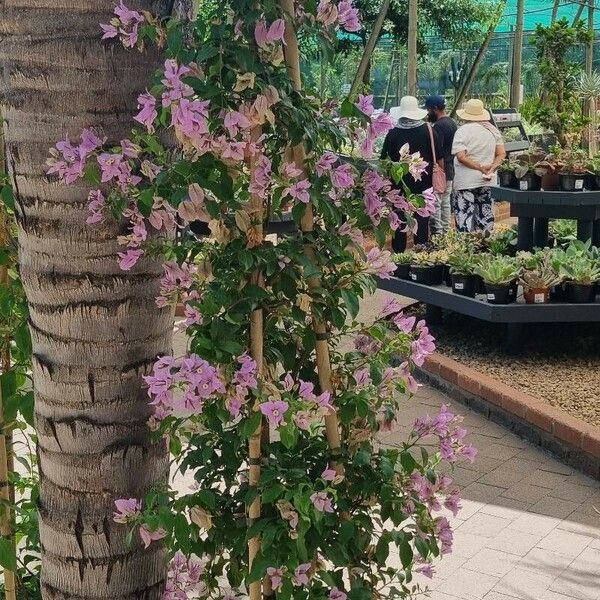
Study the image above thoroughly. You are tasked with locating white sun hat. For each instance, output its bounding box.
[389,95,427,122]
[456,98,491,122]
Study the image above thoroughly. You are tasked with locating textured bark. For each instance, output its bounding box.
[0,1,175,597]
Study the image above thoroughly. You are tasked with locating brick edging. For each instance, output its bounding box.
[419,353,600,479]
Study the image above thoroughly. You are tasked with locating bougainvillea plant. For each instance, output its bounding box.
[47,1,476,598]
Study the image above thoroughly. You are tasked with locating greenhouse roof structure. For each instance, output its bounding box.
[497,0,584,32]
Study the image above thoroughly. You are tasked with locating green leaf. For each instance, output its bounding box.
[279,423,298,450]
[375,535,390,565]
[0,537,17,571]
[0,185,14,211]
[415,537,430,560]
[240,412,262,440]
[399,540,413,569]
[262,484,285,504]
[340,289,359,319]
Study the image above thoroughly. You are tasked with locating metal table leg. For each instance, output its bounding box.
[577,220,594,243]
[533,218,549,248]
[517,217,534,251]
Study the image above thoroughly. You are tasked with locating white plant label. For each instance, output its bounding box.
[455,283,464,290]
[575,179,584,190]
[411,273,417,281]
[487,293,495,300]
[519,180,528,190]
[535,293,545,303]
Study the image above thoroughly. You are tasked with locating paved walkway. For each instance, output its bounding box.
[381,384,600,600]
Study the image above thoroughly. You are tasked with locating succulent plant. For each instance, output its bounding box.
[393,251,415,265]
[519,253,563,290]
[473,255,521,285]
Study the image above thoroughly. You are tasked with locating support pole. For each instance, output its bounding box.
[383,51,396,111]
[584,0,596,154]
[451,1,506,117]
[247,126,265,600]
[279,0,343,469]
[551,0,560,23]
[510,0,525,108]
[350,0,391,96]
[407,0,418,96]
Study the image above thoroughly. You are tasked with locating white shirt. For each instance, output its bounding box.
[452,122,504,191]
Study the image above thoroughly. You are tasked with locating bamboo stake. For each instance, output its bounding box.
[247,126,265,600]
[279,0,343,467]
[407,0,418,96]
[350,0,392,96]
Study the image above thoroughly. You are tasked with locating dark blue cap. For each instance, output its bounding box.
[424,95,446,109]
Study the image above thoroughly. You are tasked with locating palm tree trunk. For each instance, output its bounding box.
[0,1,175,597]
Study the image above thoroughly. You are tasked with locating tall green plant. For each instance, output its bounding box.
[529,18,592,146]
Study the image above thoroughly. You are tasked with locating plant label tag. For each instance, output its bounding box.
[519,180,528,190]
[535,293,545,303]
[575,179,584,190]
[411,273,417,281]
[487,293,495,300]
[455,283,464,290]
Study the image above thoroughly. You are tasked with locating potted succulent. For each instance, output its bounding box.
[498,157,518,188]
[513,149,544,191]
[474,255,521,304]
[558,254,600,303]
[585,154,600,190]
[556,144,589,191]
[519,253,562,304]
[410,251,443,285]
[448,250,478,298]
[549,219,577,248]
[393,251,414,279]
[487,225,518,256]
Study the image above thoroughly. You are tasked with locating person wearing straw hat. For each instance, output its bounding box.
[381,95,443,252]
[451,98,506,233]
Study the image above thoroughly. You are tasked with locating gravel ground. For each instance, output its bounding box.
[410,306,600,427]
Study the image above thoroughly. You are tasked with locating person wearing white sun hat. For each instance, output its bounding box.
[451,98,506,232]
[381,96,443,252]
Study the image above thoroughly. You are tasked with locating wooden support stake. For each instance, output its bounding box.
[247,127,265,600]
[407,0,418,96]
[279,0,343,467]
[350,0,392,97]
[510,0,524,108]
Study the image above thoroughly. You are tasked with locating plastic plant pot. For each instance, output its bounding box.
[584,173,598,190]
[409,265,443,285]
[523,287,550,304]
[442,265,452,286]
[451,273,476,298]
[550,283,568,302]
[559,173,586,192]
[394,264,411,280]
[498,171,517,188]
[565,282,595,303]
[485,282,515,305]
[474,275,486,295]
[516,172,542,191]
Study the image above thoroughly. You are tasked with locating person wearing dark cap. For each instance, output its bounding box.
[425,95,457,235]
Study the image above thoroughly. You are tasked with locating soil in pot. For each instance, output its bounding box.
[451,273,476,297]
[523,287,550,304]
[395,264,411,279]
[498,171,517,188]
[516,172,542,191]
[559,173,586,192]
[565,282,595,303]
[485,282,516,304]
[410,264,443,285]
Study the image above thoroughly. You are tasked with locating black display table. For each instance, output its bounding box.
[491,186,600,250]
[378,277,600,354]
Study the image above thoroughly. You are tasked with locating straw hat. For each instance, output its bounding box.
[389,95,427,121]
[456,98,491,122]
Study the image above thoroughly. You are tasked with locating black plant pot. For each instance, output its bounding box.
[508,281,518,302]
[584,173,599,191]
[451,273,477,297]
[498,170,517,188]
[442,264,452,286]
[550,283,568,302]
[595,175,600,191]
[516,172,542,191]
[474,275,486,295]
[485,282,516,304]
[394,264,411,280]
[565,282,595,303]
[410,264,443,285]
[559,173,586,192]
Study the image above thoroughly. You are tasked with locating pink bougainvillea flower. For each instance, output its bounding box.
[310,491,334,513]
[353,367,372,389]
[86,189,106,225]
[100,23,118,39]
[139,524,167,549]
[316,151,338,176]
[293,563,311,586]
[223,110,251,137]
[416,562,435,579]
[338,0,361,31]
[329,588,348,600]
[392,312,416,333]
[356,94,374,116]
[379,297,403,318]
[260,400,289,428]
[113,498,141,523]
[365,247,396,279]
[266,567,284,591]
[134,92,158,132]
[254,19,286,50]
[283,179,311,204]
[330,163,355,190]
[294,410,312,431]
[321,468,336,482]
[118,248,143,271]
[161,59,193,107]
